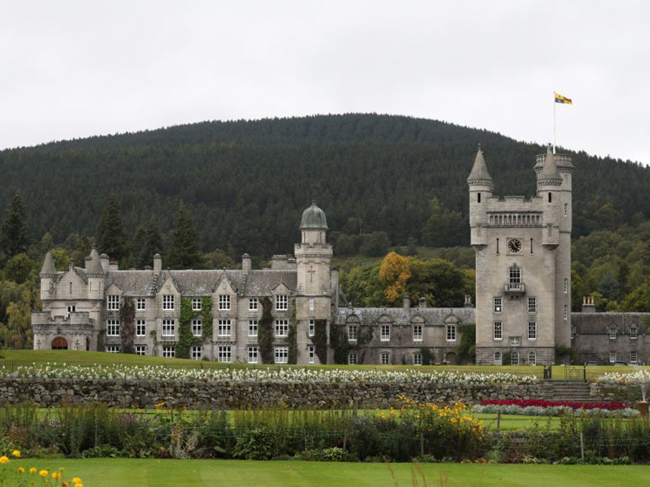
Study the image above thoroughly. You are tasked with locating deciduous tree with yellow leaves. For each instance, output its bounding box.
[379,251,411,304]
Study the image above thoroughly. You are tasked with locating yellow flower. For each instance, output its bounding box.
[0,456,9,464]
[30,467,37,474]
[40,469,49,477]
[11,450,21,458]
[18,467,25,473]
[52,471,62,480]
[74,483,84,487]
[72,477,82,483]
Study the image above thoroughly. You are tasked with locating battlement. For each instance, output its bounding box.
[487,212,543,227]
[535,153,573,169]
[31,311,92,326]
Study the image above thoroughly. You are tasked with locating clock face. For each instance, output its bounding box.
[507,239,522,254]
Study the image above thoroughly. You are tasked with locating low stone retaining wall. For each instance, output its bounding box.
[0,378,555,408]
[590,382,641,403]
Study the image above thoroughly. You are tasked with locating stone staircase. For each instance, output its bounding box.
[546,381,596,402]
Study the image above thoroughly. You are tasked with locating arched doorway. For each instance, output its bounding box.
[445,351,458,365]
[51,337,68,350]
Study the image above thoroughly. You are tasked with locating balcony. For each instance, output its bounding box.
[504,283,525,295]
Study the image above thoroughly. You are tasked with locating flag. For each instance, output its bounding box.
[555,93,572,104]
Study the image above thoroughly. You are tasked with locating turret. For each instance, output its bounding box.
[467,147,493,246]
[86,247,105,300]
[295,200,332,296]
[39,251,58,301]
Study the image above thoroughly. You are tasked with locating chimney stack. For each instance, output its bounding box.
[153,253,162,274]
[464,294,473,308]
[419,297,427,309]
[582,295,596,313]
[403,294,410,313]
[242,253,251,275]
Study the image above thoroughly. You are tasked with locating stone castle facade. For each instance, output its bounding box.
[32,149,650,365]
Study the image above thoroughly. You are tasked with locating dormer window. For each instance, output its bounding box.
[218,294,231,311]
[276,295,288,311]
[162,295,174,310]
[107,295,120,310]
[609,328,617,340]
[630,325,638,340]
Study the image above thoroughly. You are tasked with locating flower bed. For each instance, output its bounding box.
[473,399,639,417]
[597,369,650,386]
[481,399,627,410]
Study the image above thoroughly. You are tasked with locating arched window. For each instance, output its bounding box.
[511,351,520,365]
[494,351,502,365]
[528,351,536,366]
[630,325,638,340]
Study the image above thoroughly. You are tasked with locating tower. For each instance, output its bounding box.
[86,246,106,300]
[39,251,58,301]
[470,146,572,366]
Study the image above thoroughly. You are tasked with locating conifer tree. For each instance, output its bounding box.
[168,203,203,269]
[0,193,30,260]
[96,194,130,264]
[133,221,164,269]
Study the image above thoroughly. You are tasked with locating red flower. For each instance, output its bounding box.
[480,399,626,410]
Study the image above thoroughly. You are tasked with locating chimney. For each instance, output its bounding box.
[109,260,119,272]
[582,295,596,313]
[271,254,288,270]
[153,253,162,274]
[242,253,251,275]
[403,294,410,313]
[99,254,110,272]
[419,297,427,309]
[464,294,473,308]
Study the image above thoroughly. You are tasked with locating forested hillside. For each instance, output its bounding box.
[1,114,648,259]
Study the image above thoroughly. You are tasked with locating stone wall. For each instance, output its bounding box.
[590,382,642,403]
[0,378,553,409]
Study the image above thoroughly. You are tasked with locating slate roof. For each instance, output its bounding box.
[40,251,57,275]
[571,312,650,334]
[244,270,298,295]
[107,271,156,296]
[335,306,476,326]
[466,148,493,184]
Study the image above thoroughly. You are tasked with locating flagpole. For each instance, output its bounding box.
[553,92,556,154]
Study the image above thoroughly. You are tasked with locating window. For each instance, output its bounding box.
[275,319,289,337]
[563,278,569,294]
[107,295,120,310]
[308,319,315,337]
[477,192,481,203]
[493,297,503,313]
[218,295,231,310]
[528,351,536,366]
[249,298,258,311]
[413,324,423,341]
[218,346,232,363]
[248,319,258,337]
[163,346,175,358]
[191,346,203,361]
[107,319,120,336]
[446,324,457,342]
[191,319,202,337]
[548,192,552,203]
[308,345,315,364]
[248,346,259,364]
[66,305,76,317]
[162,319,175,337]
[413,352,423,366]
[609,352,616,363]
[609,328,617,340]
[564,203,568,216]
[192,298,202,311]
[509,265,521,284]
[528,321,537,340]
[527,297,537,313]
[564,305,568,320]
[136,319,146,337]
[348,352,358,365]
[135,345,147,356]
[511,351,519,365]
[530,238,534,254]
[162,295,174,310]
[630,351,638,364]
[276,295,288,311]
[309,298,315,312]
[380,325,390,341]
[571,327,576,339]
[496,238,500,255]
[348,325,358,341]
[494,351,502,365]
[630,326,638,340]
[105,345,120,353]
[136,298,146,310]
[218,319,231,337]
[493,322,503,340]
[380,352,390,365]
[274,346,288,364]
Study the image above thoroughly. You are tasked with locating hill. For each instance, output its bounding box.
[1,113,648,259]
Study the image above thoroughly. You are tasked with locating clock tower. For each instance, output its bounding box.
[469,146,573,365]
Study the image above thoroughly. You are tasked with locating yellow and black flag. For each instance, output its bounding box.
[554,93,572,104]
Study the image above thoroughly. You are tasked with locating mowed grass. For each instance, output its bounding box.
[0,350,646,379]
[12,459,650,487]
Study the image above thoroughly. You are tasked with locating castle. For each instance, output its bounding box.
[32,149,650,365]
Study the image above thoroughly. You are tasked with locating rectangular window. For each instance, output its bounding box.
[530,238,534,254]
[66,305,76,317]
[162,295,174,310]
[413,324,423,341]
[413,352,423,366]
[218,319,231,337]
[446,324,457,342]
[163,345,175,358]
[496,238,500,255]
[493,297,502,313]
[380,325,390,341]
[563,278,569,294]
[107,295,120,310]
[136,298,146,310]
[191,346,203,361]
[528,321,537,340]
[630,351,638,364]
[564,305,568,320]
[106,319,120,336]
[248,346,259,364]
[249,298,258,311]
[348,325,358,341]
[135,345,147,356]
[380,352,390,365]
[564,203,568,216]
[309,298,315,312]
[105,345,120,353]
[571,327,576,339]
[527,297,537,313]
[276,295,288,311]
[274,346,288,364]
[493,322,503,340]
[308,319,315,337]
[609,329,617,340]
[218,346,232,363]
[308,345,315,364]
[162,319,175,337]
[136,319,146,337]
[248,319,258,337]
[630,327,638,340]
[275,319,289,337]
[509,266,521,284]
[218,295,231,310]
[192,298,202,311]
[191,319,202,337]
[609,352,616,363]
[348,352,358,365]
[511,351,520,366]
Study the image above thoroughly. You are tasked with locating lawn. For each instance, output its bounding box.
[10,459,650,486]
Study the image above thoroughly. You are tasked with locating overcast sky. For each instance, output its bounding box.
[1,1,648,164]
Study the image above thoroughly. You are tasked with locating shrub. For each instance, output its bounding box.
[234,427,274,460]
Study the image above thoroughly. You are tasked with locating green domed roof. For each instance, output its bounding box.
[300,202,328,230]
